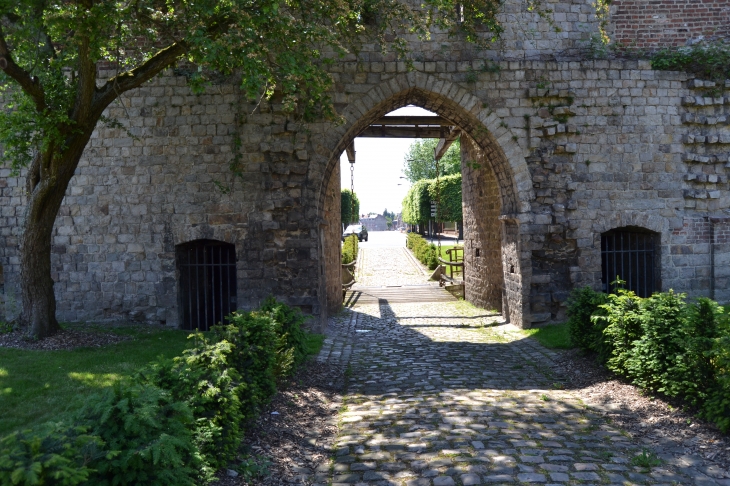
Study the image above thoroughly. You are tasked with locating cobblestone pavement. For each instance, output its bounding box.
[354,247,429,288]
[316,298,728,486]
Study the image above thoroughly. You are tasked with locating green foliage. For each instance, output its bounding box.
[340,189,361,226]
[594,287,644,376]
[406,233,438,270]
[703,332,730,433]
[402,175,462,224]
[575,286,730,433]
[259,296,309,374]
[0,423,104,486]
[630,448,662,469]
[623,290,693,398]
[137,336,243,472]
[81,383,202,486]
[403,138,461,183]
[566,286,607,354]
[342,234,359,265]
[651,40,730,82]
[212,313,279,420]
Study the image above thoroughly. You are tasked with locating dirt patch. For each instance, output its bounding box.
[0,326,131,350]
[216,360,345,485]
[556,349,730,475]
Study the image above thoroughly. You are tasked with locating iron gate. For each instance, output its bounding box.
[176,240,237,331]
[601,229,657,297]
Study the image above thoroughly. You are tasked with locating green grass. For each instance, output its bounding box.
[303,333,325,357]
[0,324,192,437]
[520,322,573,349]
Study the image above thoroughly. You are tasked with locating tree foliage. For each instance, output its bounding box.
[341,189,360,226]
[401,174,461,224]
[402,138,461,183]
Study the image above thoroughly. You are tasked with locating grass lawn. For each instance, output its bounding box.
[0,324,192,437]
[520,322,573,349]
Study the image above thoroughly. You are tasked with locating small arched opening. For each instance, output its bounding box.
[176,239,237,331]
[601,226,660,297]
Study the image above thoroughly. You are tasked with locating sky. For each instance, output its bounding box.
[340,106,435,216]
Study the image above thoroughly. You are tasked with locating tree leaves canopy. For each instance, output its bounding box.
[402,138,460,183]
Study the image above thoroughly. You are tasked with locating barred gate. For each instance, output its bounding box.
[176,240,237,331]
[601,229,657,297]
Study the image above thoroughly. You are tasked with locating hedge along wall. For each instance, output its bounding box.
[402,175,462,225]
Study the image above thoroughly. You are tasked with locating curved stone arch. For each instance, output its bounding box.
[314,71,534,217]
[173,225,240,249]
[312,72,534,327]
[590,211,668,237]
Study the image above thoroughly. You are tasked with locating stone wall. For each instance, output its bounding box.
[461,137,504,312]
[2,0,730,329]
[609,0,730,48]
[322,163,342,320]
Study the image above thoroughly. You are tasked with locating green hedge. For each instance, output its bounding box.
[401,174,462,225]
[406,232,438,270]
[568,286,730,432]
[0,299,313,485]
[341,234,358,264]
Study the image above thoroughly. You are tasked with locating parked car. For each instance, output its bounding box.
[343,224,368,242]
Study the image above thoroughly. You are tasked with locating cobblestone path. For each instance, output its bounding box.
[354,247,428,287]
[315,247,727,485]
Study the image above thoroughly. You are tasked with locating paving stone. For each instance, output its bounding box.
[314,253,705,486]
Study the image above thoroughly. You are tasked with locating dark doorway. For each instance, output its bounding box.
[176,239,237,330]
[601,228,658,297]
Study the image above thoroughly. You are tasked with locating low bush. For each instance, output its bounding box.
[2,298,319,484]
[568,286,730,433]
[0,423,104,486]
[406,233,439,270]
[341,235,358,264]
[82,383,203,485]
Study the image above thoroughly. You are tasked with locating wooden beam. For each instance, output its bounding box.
[346,142,355,163]
[371,115,453,126]
[358,126,446,138]
[434,128,461,160]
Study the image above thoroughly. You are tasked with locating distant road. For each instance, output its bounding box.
[358,230,407,248]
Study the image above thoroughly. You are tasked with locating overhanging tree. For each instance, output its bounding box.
[0,0,552,338]
[402,138,461,183]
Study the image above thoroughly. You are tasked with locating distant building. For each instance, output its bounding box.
[360,214,388,231]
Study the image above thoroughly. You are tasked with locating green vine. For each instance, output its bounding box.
[651,40,730,83]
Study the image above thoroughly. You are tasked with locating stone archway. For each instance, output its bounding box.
[313,73,535,327]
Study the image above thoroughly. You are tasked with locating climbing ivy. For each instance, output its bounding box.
[651,40,730,83]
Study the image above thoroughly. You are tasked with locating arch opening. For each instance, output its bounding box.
[316,80,532,327]
[176,239,237,331]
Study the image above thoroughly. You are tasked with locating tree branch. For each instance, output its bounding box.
[72,33,97,123]
[0,24,46,112]
[92,41,187,117]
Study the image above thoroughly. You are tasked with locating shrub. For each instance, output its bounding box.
[406,233,439,269]
[138,336,244,472]
[212,312,278,420]
[259,296,309,376]
[624,290,690,398]
[81,383,202,486]
[566,286,607,353]
[341,235,358,264]
[594,287,644,376]
[702,333,730,433]
[652,40,730,82]
[0,423,104,486]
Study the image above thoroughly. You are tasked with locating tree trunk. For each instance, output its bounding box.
[19,144,88,338]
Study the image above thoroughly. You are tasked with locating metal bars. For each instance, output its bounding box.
[601,230,656,297]
[176,240,237,331]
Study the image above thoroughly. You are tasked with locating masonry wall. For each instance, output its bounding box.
[609,0,730,48]
[323,164,342,318]
[2,0,730,328]
[461,137,504,312]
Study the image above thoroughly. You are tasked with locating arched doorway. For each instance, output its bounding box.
[315,76,534,327]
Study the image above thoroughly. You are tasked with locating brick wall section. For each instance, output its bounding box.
[610,0,730,48]
[323,163,342,321]
[461,137,504,313]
